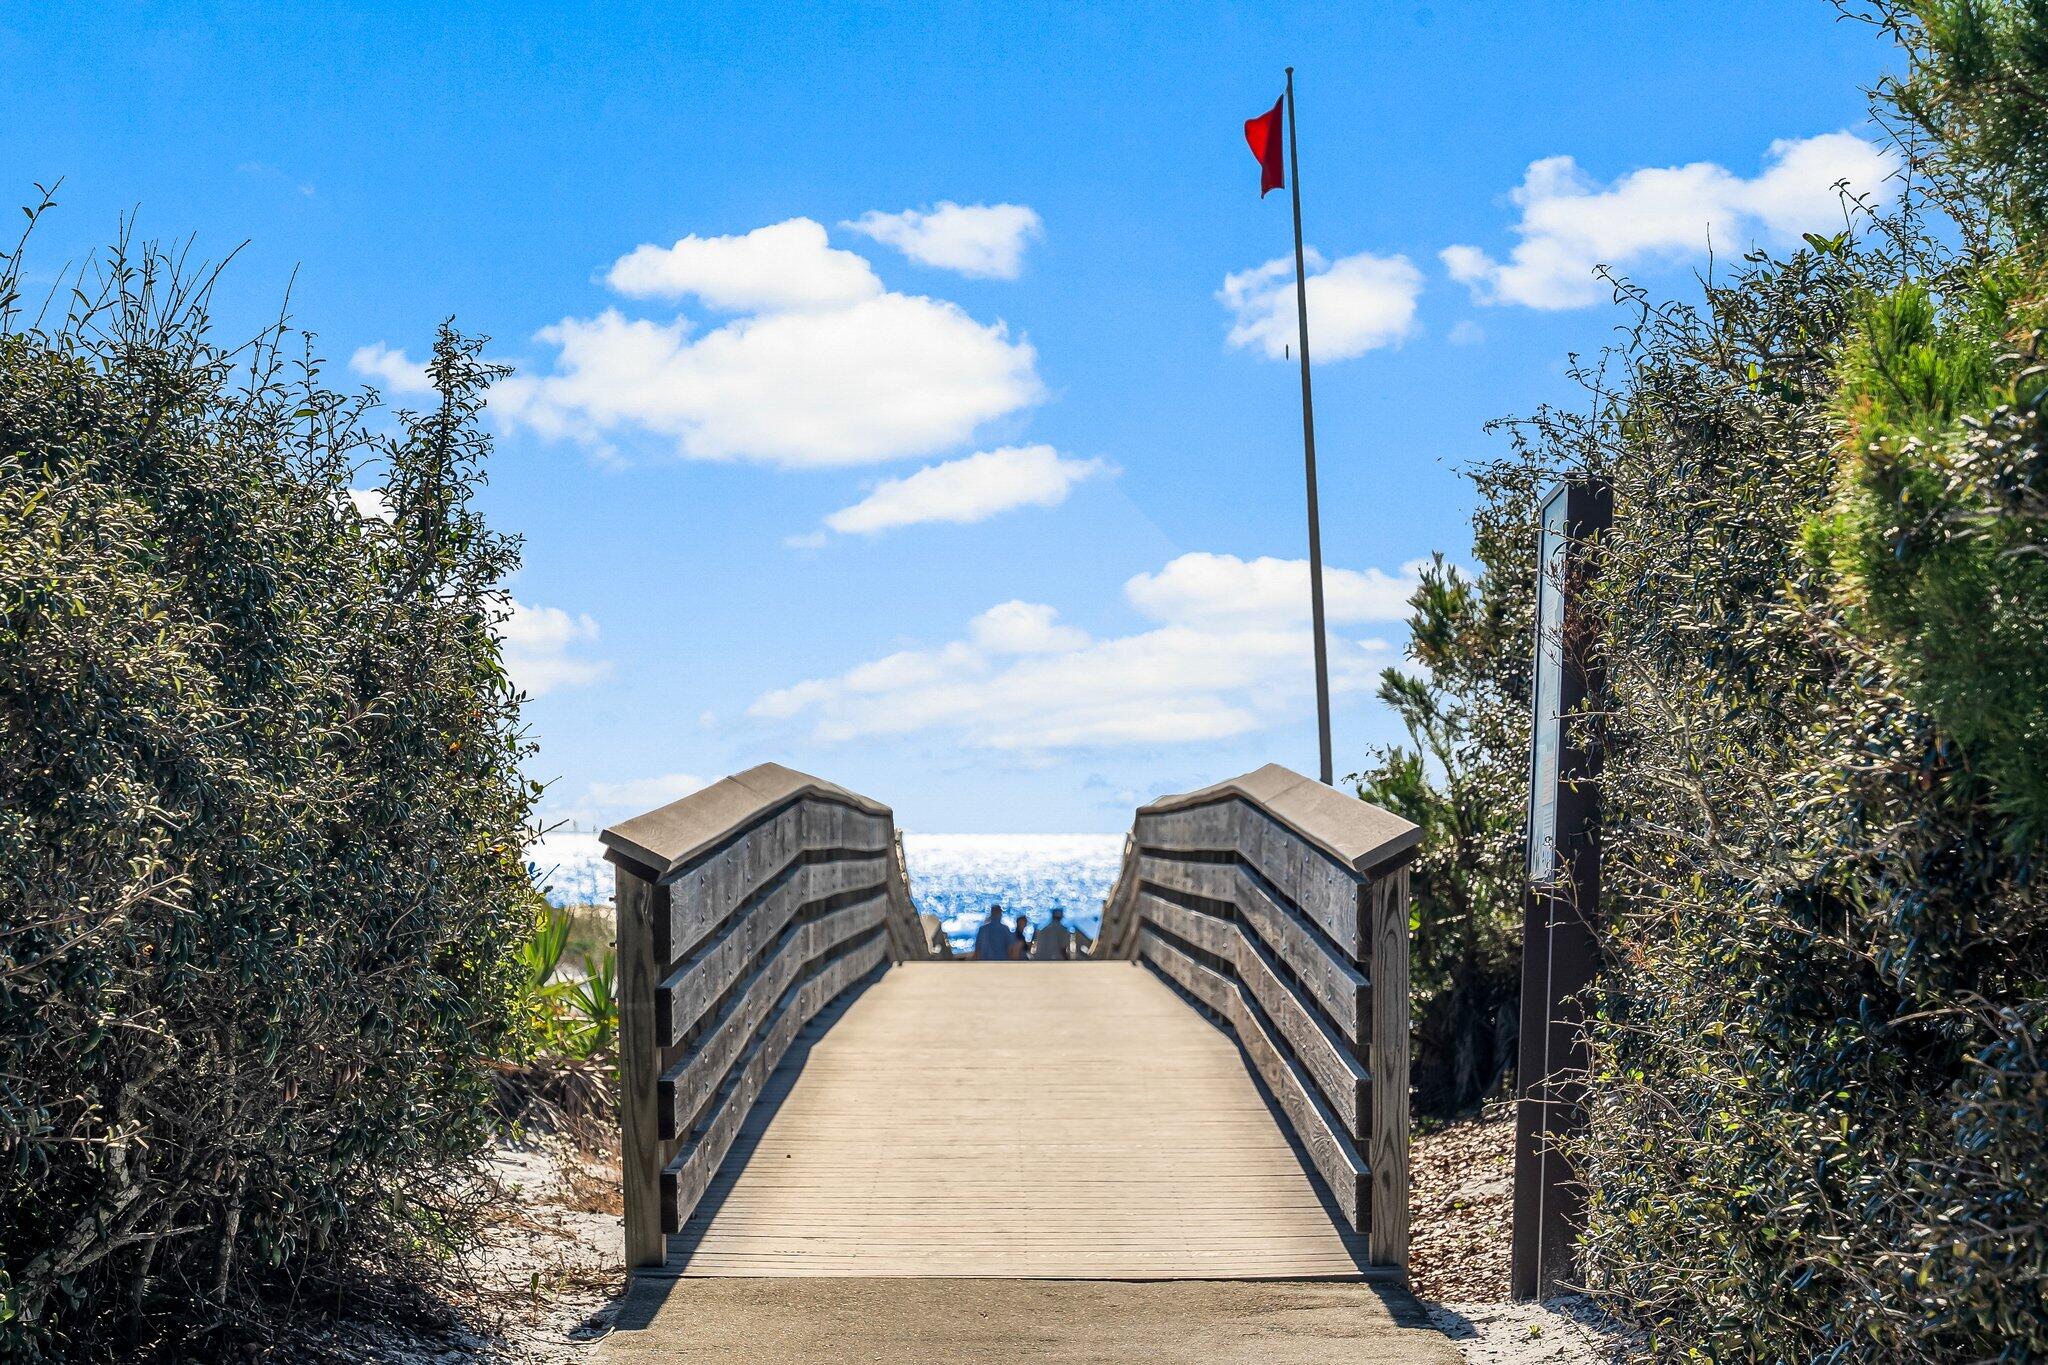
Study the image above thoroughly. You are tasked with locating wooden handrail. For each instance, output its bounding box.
[1097,763,1419,1275]
[603,763,933,1272]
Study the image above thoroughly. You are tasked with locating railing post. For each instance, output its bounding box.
[614,856,666,1272]
[1368,864,1412,1271]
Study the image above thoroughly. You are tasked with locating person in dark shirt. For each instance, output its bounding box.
[1031,907,1074,960]
[971,903,1013,961]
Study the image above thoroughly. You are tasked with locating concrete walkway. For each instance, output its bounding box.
[597,1277,1462,1363]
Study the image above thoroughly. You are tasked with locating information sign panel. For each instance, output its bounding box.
[1512,477,1610,1302]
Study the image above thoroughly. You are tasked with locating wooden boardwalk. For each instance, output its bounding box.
[666,961,1369,1279]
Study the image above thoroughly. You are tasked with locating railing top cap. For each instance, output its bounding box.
[1138,762,1421,873]
[600,762,891,880]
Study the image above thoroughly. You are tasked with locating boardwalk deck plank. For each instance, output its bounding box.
[668,962,1369,1279]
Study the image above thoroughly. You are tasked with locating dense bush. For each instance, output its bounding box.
[1379,2,2048,1355]
[1817,0,2048,845]
[0,219,539,1359]
[1357,331,1611,1119]
[1566,221,2048,1365]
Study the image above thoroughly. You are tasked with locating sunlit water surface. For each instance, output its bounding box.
[527,830,1124,956]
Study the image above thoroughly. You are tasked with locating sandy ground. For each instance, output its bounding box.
[464,1141,627,1361]
[1430,1298,1635,1365]
[298,1137,628,1363]
[1408,1102,1633,1365]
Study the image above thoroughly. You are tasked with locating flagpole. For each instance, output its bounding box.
[1284,66,1335,786]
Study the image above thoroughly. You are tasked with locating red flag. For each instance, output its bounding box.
[1245,95,1285,196]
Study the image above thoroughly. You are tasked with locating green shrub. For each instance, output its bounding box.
[1423,204,2048,1356]
[1356,552,1532,1116]
[509,899,620,1063]
[568,949,620,1059]
[1872,0,2048,245]
[1490,203,2048,1365]
[1380,10,2048,1356]
[0,217,539,1359]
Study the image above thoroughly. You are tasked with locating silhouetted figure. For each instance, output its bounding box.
[1032,907,1075,961]
[972,904,1014,961]
[1009,912,1032,960]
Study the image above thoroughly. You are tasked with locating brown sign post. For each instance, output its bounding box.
[1511,477,1610,1301]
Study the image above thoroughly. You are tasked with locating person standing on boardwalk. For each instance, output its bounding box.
[972,903,1014,961]
[1008,911,1033,960]
[1031,908,1075,961]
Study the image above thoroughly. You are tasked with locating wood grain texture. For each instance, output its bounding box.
[1094,834,1140,959]
[602,763,892,880]
[1135,801,1365,957]
[663,935,891,1233]
[1368,867,1411,1271]
[1236,803,1368,959]
[670,963,1370,1279]
[658,859,890,1048]
[611,765,939,1276]
[1134,850,1241,904]
[660,897,887,1139]
[1125,888,1364,1139]
[663,801,806,966]
[880,831,933,963]
[1136,933,1369,1236]
[1135,854,1368,1046]
[1134,763,1421,875]
[1043,769,1411,1273]
[614,863,667,1270]
[1232,922,1369,1142]
[799,799,892,855]
[1133,890,1236,961]
[662,800,890,966]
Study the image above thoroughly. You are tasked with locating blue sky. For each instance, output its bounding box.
[3,2,1899,834]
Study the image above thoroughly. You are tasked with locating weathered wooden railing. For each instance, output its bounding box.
[1096,763,1420,1274]
[602,763,933,1271]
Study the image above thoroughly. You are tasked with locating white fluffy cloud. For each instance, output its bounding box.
[818,445,1109,537]
[346,488,394,522]
[1442,130,1897,309]
[845,202,1044,279]
[1124,551,1425,627]
[747,552,1417,751]
[968,600,1091,654]
[583,772,707,813]
[1222,249,1424,361]
[349,342,433,394]
[492,217,1043,467]
[499,600,611,697]
[605,218,881,311]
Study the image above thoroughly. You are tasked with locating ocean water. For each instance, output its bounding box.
[901,833,1124,954]
[529,827,610,906]
[527,828,1125,956]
